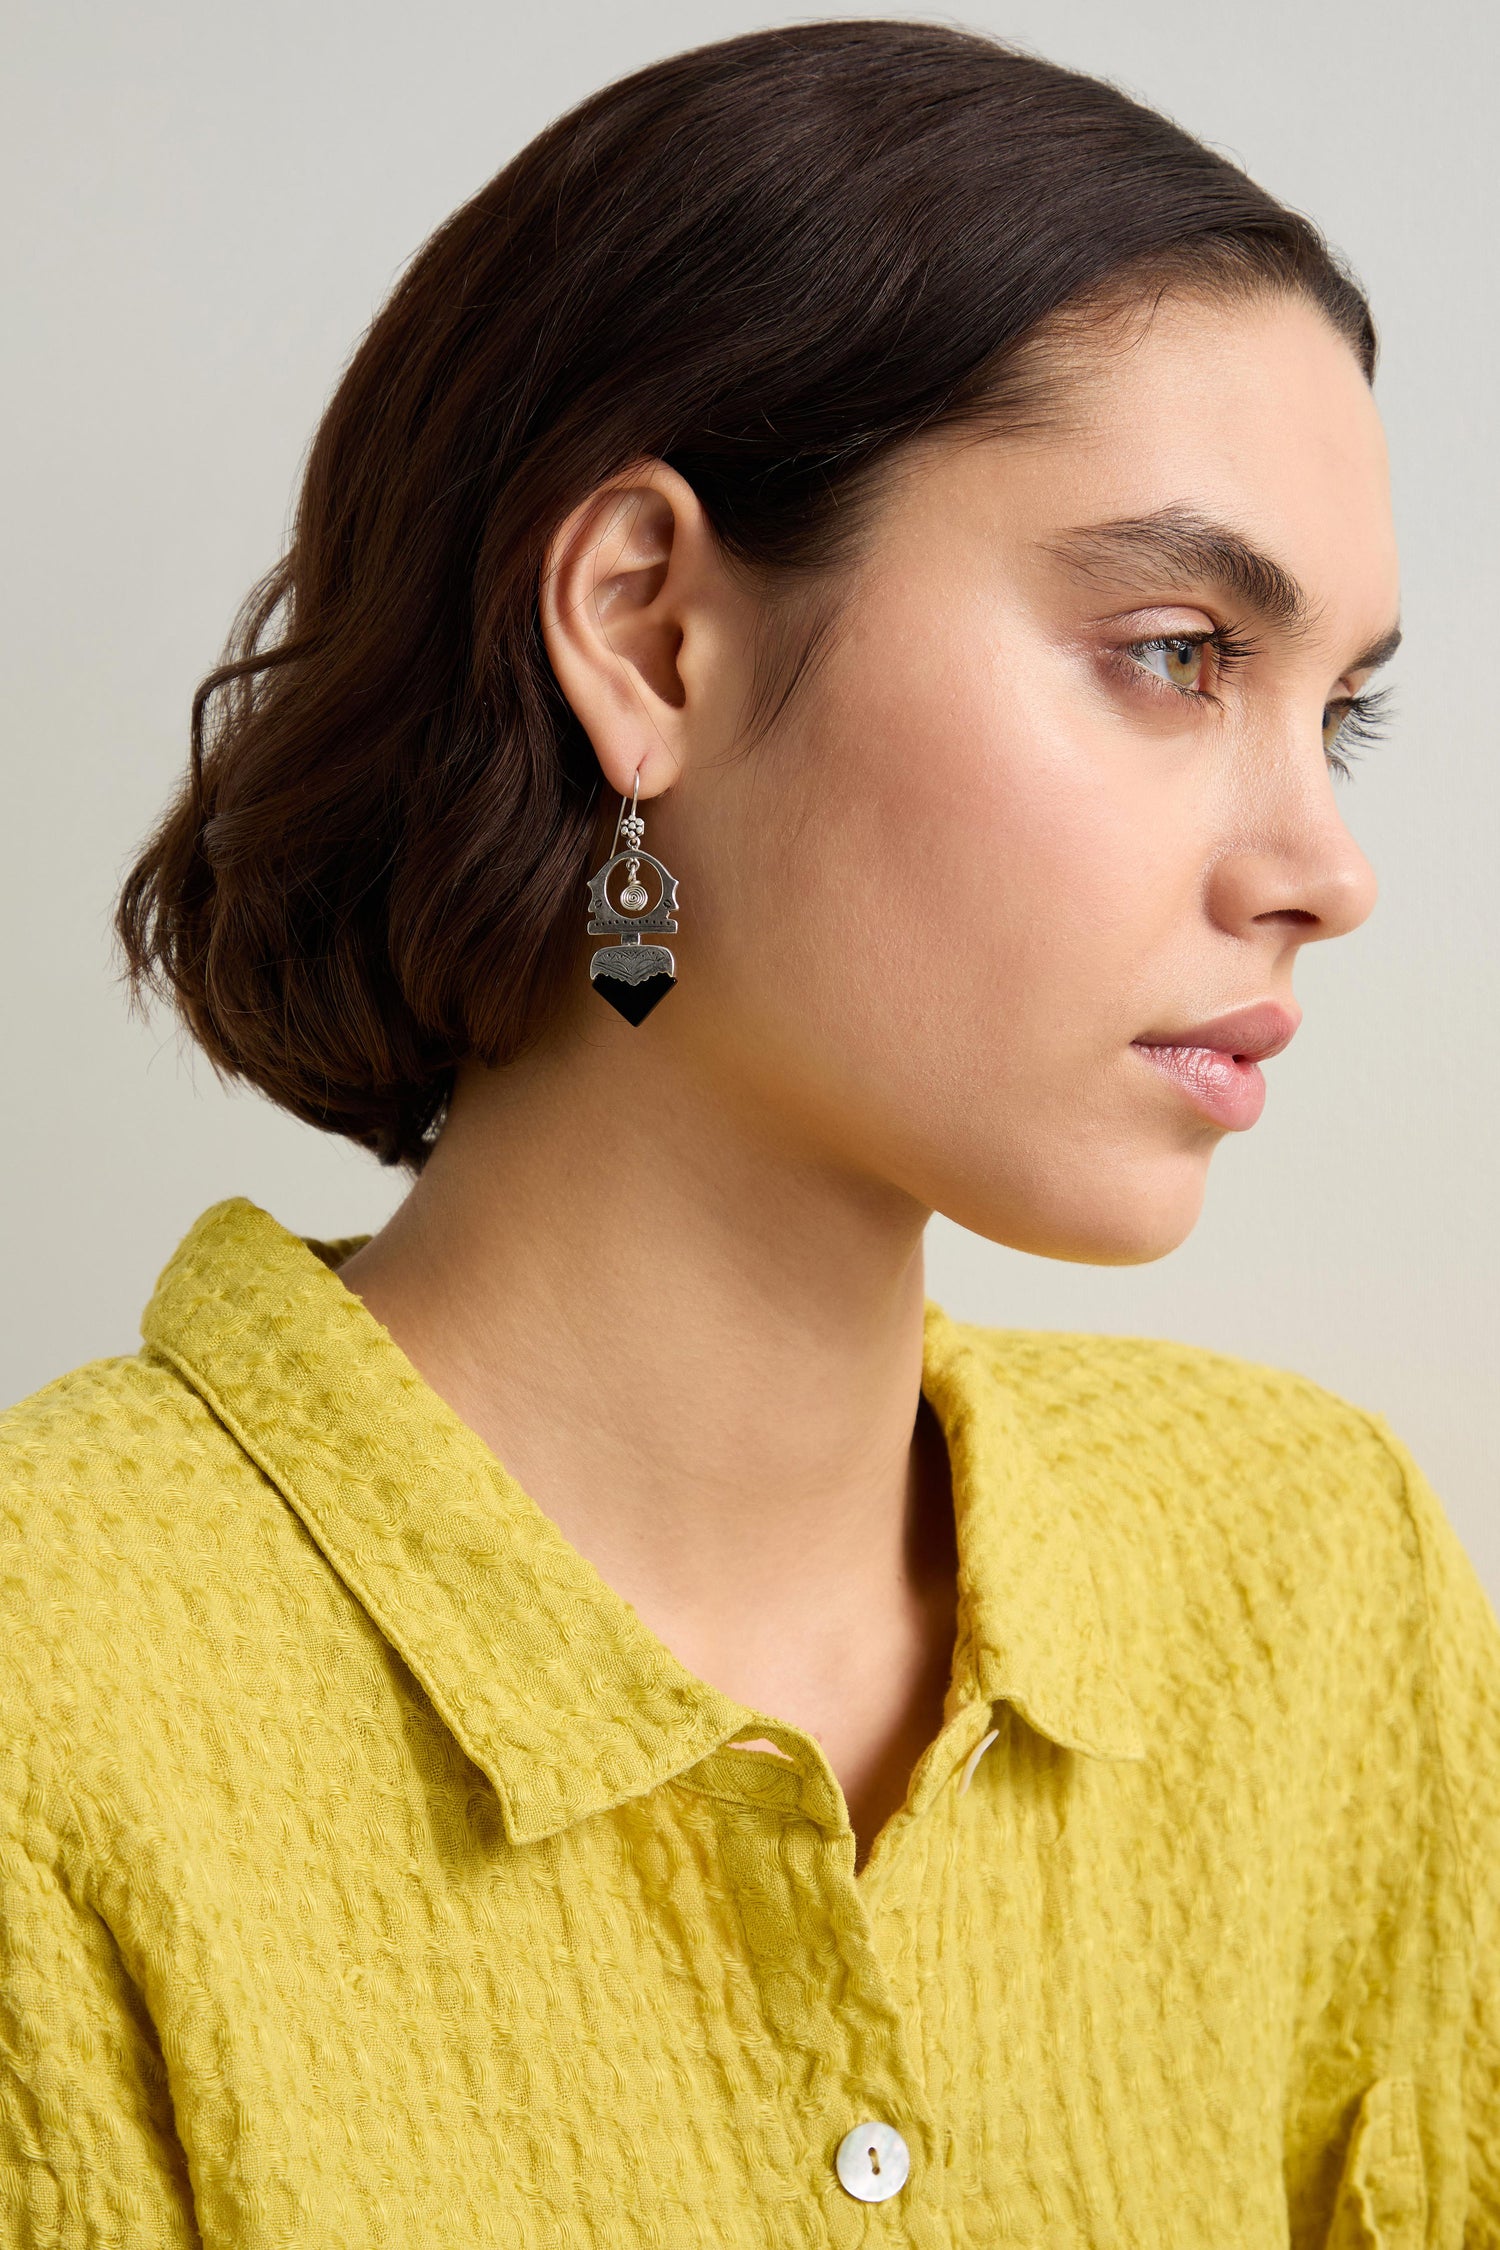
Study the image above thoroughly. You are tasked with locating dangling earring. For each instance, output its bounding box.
[584,770,680,1024]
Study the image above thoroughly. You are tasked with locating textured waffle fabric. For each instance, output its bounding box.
[2,1195,1497,2249]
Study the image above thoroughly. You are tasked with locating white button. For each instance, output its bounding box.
[835,2120,910,2202]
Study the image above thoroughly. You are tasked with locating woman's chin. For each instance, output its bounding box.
[941,1149,1212,1268]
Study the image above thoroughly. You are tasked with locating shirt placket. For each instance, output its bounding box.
[681,1695,1001,2246]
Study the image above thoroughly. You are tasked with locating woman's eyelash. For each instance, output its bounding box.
[1119,629,1396,779]
[1117,624,1258,705]
[1324,684,1395,779]
[1330,684,1395,748]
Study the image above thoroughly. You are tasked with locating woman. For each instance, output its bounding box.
[3,19,1495,2246]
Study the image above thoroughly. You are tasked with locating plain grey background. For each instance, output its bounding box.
[4,1,1496,1600]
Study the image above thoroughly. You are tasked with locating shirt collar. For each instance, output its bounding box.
[920,1306,1145,1766]
[142,1197,1143,1845]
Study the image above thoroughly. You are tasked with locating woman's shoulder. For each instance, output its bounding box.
[0,1348,274,1731]
[950,1314,1500,1822]
[978,1314,1498,1665]
[950,1314,1424,1542]
[2,1345,250,1520]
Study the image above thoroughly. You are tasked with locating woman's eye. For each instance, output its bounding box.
[1322,700,1352,752]
[1129,636,1208,692]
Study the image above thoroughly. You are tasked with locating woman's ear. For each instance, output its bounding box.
[540,458,738,802]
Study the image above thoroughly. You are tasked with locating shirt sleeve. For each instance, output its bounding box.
[0,1745,201,2250]
[1375,1420,1500,2247]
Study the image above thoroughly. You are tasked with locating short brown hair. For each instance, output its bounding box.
[116,18,1375,1171]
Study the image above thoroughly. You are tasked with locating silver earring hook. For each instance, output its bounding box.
[609,769,642,857]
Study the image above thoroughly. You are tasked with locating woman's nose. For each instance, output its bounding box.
[1205,778,1379,949]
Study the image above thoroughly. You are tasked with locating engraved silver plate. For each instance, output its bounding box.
[589,943,676,986]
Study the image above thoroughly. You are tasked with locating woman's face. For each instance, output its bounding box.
[659,288,1399,1263]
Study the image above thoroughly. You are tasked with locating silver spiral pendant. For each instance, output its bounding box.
[584,797,680,1025]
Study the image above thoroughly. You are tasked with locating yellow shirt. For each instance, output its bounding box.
[2,1196,1496,2248]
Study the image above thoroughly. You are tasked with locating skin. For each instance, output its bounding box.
[338,288,1400,1869]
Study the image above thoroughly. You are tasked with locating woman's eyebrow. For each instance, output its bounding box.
[1347,620,1403,674]
[1043,505,1315,635]
[1042,505,1402,673]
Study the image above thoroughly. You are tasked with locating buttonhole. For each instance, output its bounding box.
[726,1737,795,1761]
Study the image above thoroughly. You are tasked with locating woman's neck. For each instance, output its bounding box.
[335,1028,948,1693]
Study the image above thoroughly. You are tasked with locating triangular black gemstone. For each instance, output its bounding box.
[591,971,676,1025]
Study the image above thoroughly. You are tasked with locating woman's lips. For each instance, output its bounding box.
[1131,1042,1269,1128]
[1130,1002,1301,1131]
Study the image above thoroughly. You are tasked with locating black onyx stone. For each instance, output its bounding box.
[591,971,677,1025]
